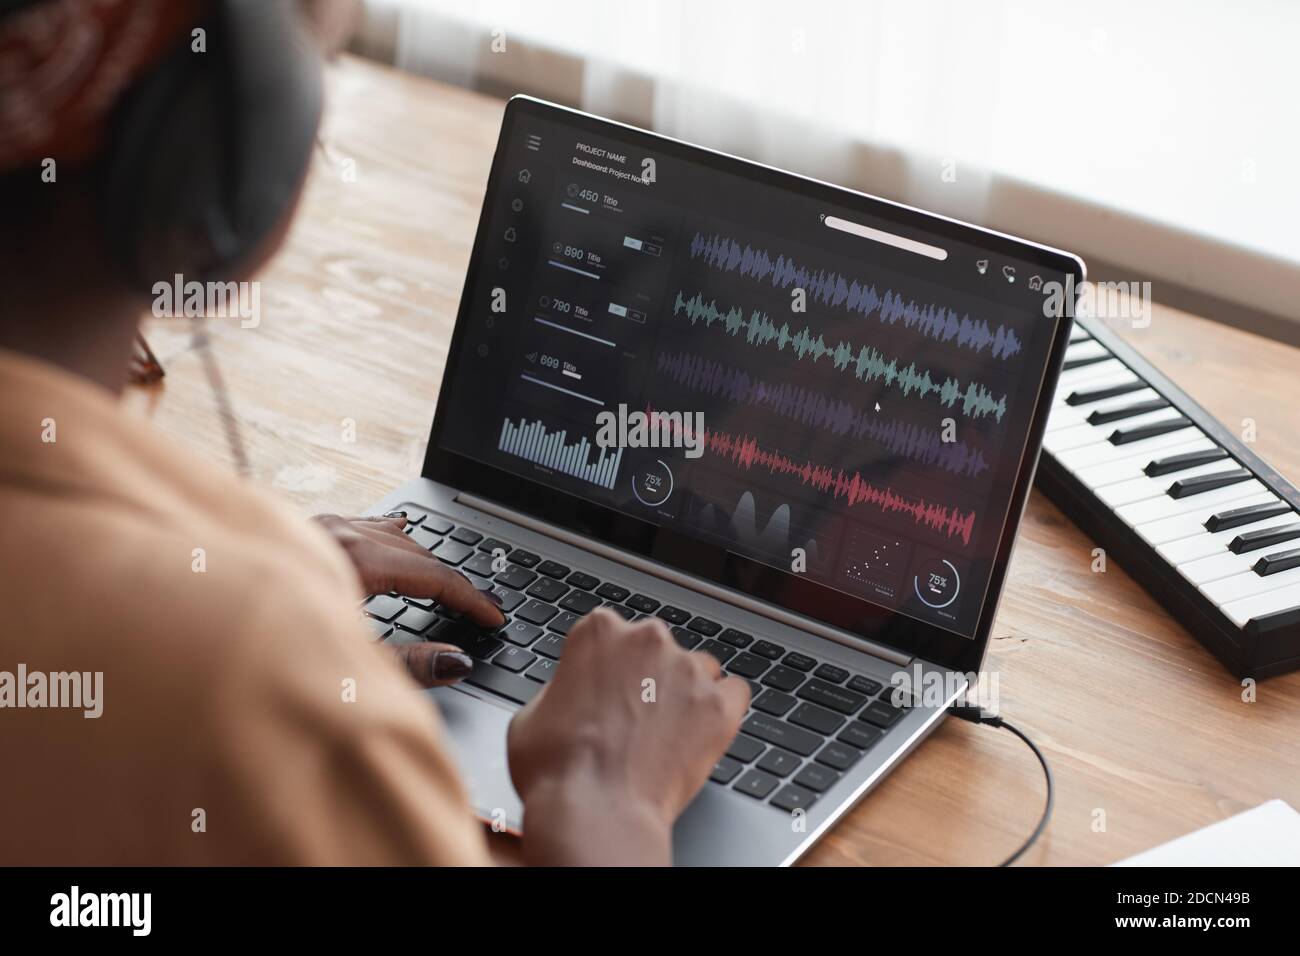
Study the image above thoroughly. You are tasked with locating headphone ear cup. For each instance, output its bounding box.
[100,0,323,290]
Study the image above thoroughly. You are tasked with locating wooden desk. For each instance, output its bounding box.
[128,54,1300,866]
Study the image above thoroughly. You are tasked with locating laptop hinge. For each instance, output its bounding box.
[457,491,913,667]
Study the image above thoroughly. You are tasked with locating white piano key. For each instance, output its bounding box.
[1053,358,1129,391]
[1134,492,1277,547]
[1179,547,1277,586]
[1201,563,1300,608]
[1063,339,1111,364]
[1053,369,1141,404]
[1043,406,1185,455]
[1073,437,1216,490]
[1221,580,1300,628]
[1093,460,1246,509]
[1055,425,1208,473]
[1118,479,1266,526]
[1045,387,1162,432]
[1157,511,1299,564]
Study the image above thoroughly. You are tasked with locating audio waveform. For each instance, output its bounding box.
[497,416,623,489]
[673,291,1008,422]
[689,232,1023,360]
[655,351,991,478]
[650,408,977,545]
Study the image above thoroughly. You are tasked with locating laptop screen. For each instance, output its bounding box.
[433,98,1078,647]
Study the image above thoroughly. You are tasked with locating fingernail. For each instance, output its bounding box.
[383,511,407,519]
[432,651,473,680]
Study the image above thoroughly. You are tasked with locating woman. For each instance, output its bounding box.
[0,0,748,865]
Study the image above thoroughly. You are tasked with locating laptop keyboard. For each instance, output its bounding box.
[362,505,913,814]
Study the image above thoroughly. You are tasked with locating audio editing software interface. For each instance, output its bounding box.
[440,113,1066,638]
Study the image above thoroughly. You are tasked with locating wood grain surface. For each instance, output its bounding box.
[124,54,1300,866]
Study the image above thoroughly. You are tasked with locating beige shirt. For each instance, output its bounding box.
[0,348,489,865]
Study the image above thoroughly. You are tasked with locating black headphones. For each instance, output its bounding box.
[0,0,325,289]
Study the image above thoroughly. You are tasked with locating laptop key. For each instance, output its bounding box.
[789,702,845,736]
[797,678,868,715]
[394,607,438,634]
[477,537,511,555]
[515,600,559,626]
[433,540,474,566]
[547,611,581,635]
[465,659,541,705]
[596,583,630,602]
[813,663,850,684]
[502,620,543,647]
[458,631,504,660]
[602,602,636,620]
[533,633,566,660]
[462,552,497,578]
[495,565,537,590]
[525,577,568,602]
[535,560,570,579]
[364,594,406,622]
[727,651,770,679]
[761,664,805,692]
[847,675,884,696]
[420,514,454,535]
[671,627,702,650]
[508,549,541,568]
[711,757,744,785]
[559,590,602,615]
[756,747,801,778]
[782,652,816,672]
[695,639,736,664]
[741,714,822,757]
[525,658,558,683]
[752,689,797,717]
[718,628,754,648]
[401,594,437,610]
[726,734,765,763]
[366,619,392,641]
[493,645,536,673]
[383,629,422,647]
[793,764,838,793]
[449,527,483,546]
[566,571,600,591]
[410,526,444,550]
[734,769,780,800]
[751,640,785,660]
[625,594,661,613]
[859,699,907,728]
[656,605,691,625]
[490,586,525,614]
[815,741,862,771]
[687,616,722,636]
[770,784,819,813]
[838,722,884,750]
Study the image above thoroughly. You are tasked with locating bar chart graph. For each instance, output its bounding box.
[497,416,624,490]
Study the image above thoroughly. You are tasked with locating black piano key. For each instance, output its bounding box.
[1205,500,1292,533]
[1144,447,1230,477]
[1245,604,1300,639]
[1109,416,1192,445]
[1064,380,1147,406]
[1253,548,1300,576]
[1086,397,1169,426]
[1229,522,1300,555]
[1062,353,1112,371]
[1166,468,1253,499]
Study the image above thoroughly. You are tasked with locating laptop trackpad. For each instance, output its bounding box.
[426,685,524,832]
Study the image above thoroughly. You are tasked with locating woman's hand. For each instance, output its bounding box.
[314,512,505,686]
[507,609,750,865]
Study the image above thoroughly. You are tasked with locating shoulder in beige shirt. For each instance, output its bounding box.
[0,348,488,865]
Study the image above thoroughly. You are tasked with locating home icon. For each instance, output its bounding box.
[1028,275,1043,291]
[517,169,531,183]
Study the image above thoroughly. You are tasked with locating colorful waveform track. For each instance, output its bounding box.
[689,232,1023,360]
[651,408,977,545]
[655,351,991,478]
[673,290,1009,422]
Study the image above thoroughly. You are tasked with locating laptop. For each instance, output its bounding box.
[361,96,1083,866]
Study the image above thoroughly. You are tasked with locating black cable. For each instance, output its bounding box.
[948,704,1054,867]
